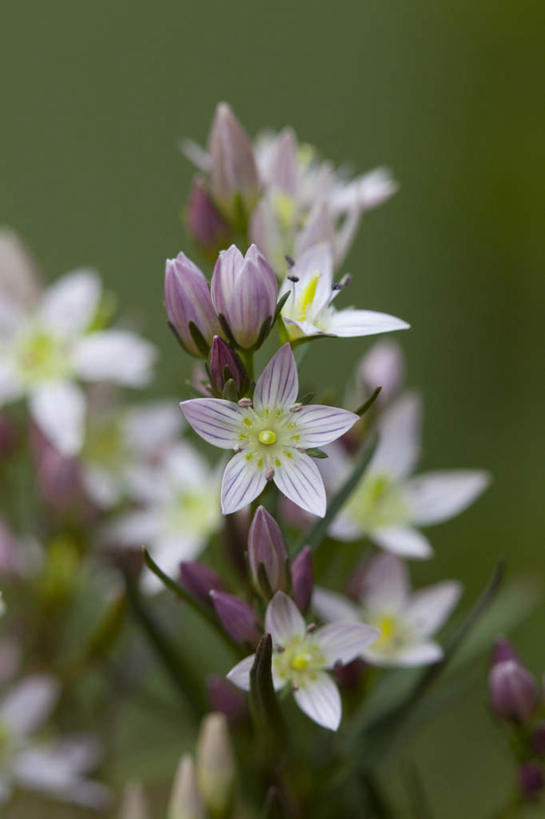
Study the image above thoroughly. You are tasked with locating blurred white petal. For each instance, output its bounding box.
[406,470,491,525]
[40,270,101,336]
[294,672,341,731]
[73,331,156,386]
[30,382,86,455]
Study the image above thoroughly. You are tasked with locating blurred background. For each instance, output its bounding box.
[2,0,544,815]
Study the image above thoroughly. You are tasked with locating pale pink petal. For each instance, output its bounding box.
[180,399,243,449]
[0,675,60,736]
[294,672,341,731]
[316,622,379,667]
[326,309,409,338]
[360,553,410,613]
[273,451,326,517]
[221,451,267,514]
[312,588,360,623]
[295,405,358,448]
[404,582,462,637]
[253,344,298,410]
[370,392,421,479]
[30,382,86,456]
[372,526,432,559]
[40,270,101,337]
[226,655,255,691]
[405,470,491,525]
[265,591,305,645]
[73,331,156,386]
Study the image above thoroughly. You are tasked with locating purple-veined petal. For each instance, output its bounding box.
[404,582,462,638]
[30,381,86,456]
[40,270,101,337]
[73,330,156,386]
[0,675,60,737]
[294,672,341,731]
[405,470,491,526]
[372,526,432,559]
[273,450,326,517]
[221,451,267,514]
[253,344,298,411]
[211,245,245,315]
[326,308,409,338]
[295,405,358,448]
[226,654,255,691]
[360,553,410,613]
[370,392,421,479]
[316,622,380,667]
[265,591,305,645]
[180,399,243,449]
[312,588,360,623]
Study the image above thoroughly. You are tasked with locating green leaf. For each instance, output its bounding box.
[306,447,328,459]
[188,320,211,358]
[270,290,291,328]
[250,634,285,746]
[355,386,382,417]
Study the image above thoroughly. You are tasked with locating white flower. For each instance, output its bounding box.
[227,592,378,731]
[0,675,108,808]
[321,393,490,557]
[105,442,221,592]
[279,244,409,341]
[181,344,358,517]
[0,263,156,455]
[313,553,461,667]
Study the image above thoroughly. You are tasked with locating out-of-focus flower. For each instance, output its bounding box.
[489,659,538,723]
[165,252,220,358]
[211,244,277,349]
[106,443,221,591]
[196,713,235,815]
[187,178,230,255]
[31,423,84,511]
[180,561,223,607]
[168,754,207,819]
[181,344,358,516]
[210,591,260,645]
[313,553,461,667]
[321,393,490,557]
[248,506,288,596]
[346,339,405,411]
[291,546,313,614]
[279,244,408,341]
[120,782,149,819]
[227,591,378,731]
[0,256,156,455]
[207,102,259,220]
[0,675,108,809]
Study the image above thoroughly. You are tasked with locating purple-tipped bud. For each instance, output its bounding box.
[180,561,223,607]
[207,675,248,723]
[519,762,545,801]
[291,546,313,614]
[491,636,521,666]
[164,252,220,358]
[210,591,260,645]
[531,724,545,756]
[188,179,229,253]
[248,506,288,597]
[208,102,259,218]
[209,336,246,395]
[489,660,538,723]
[211,244,277,349]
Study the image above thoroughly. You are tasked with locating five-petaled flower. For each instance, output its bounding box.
[227,591,379,730]
[180,344,358,516]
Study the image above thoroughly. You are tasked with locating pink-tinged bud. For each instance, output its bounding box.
[206,675,248,722]
[531,723,545,756]
[164,252,220,358]
[489,660,538,722]
[491,636,521,666]
[519,762,545,801]
[248,506,288,597]
[291,546,313,614]
[210,591,260,645]
[208,102,259,218]
[211,244,277,349]
[187,179,229,253]
[180,561,223,607]
[208,336,246,395]
[0,414,17,458]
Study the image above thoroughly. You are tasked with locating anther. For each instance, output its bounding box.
[287,275,299,283]
[306,622,317,633]
[265,466,275,480]
[238,397,252,407]
[276,645,285,653]
[289,403,302,413]
[285,254,295,268]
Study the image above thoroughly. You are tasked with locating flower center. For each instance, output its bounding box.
[272,634,325,689]
[345,472,409,532]
[258,429,277,446]
[296,273,319,322]
[291,651,313,671]
[367,612,410,655]
[15,327,71,385]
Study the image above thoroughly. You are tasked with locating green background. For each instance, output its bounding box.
[2,1,545,815]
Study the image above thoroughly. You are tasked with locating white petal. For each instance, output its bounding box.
[40,270,101,336]
[0,361,23,404]
[104,510,161,547]
[73,331,156,386]
[406,470,491,525]
[387,641,443,667]
[13,749,110,809]
[124,402,183,455]
[180,399,243,450]
[327,308,409,338]
[370,392,421,479]
[295,202,335,259]
[316,622,380,667]
[327,511,364,541]
[273,451,326,517]
[405,582,462,637]
[0,228,42,313]
[331,168,398,215]
[265,591,306,645]
[142,535,204,595]
[226,655,255,691]
[312,588,361,623]
[372,526,432,559]
[0,675,59,736]
[253,344,298,410]
[294,672,341,731]
[30,382,86,455]
[81,466,122,508]
[221,451,267,514]
[360,553,409,613]
[291,243,334,313]
[295,405,358,448]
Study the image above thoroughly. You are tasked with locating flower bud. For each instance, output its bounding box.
[208,102,259,219]
[164,252,220,358]
[168,754,206,819]
[210,591,260,645]
[208,336,246,396]
[248,506,288,597]
[519,762,545,801]
[120,782,149,819]
[211,244,277,349]
[187,178,229,254]
[196,713,235,815]
[206,675,248,723]
[291,546,313,614]
[491,636,520,666]
[489,660,538,722]
[180,561,223,607]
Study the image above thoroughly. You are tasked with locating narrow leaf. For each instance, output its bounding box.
[355,386,382,417]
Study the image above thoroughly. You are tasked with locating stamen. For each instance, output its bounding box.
[287,274,299,283]
[265,466,275,480]
[285,254,295,268]
[238,397,252,407]
[289,403,302,413]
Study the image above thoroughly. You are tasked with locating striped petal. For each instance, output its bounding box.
[405,470,491,525]
[180,399,243,449]
[253,344,298,410]
[315,622,379,667]
[265,591,305,645]
[273,450,326,517]
[405,582,462,638]
[294,672,341,731]
[221,451,267,514]
[326,308,409,338]
[295,405,358,448]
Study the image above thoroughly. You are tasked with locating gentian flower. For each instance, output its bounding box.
[180,344,358,516]
[279,244,408,340]
[227,591,379,730]
[313,553,461,667]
